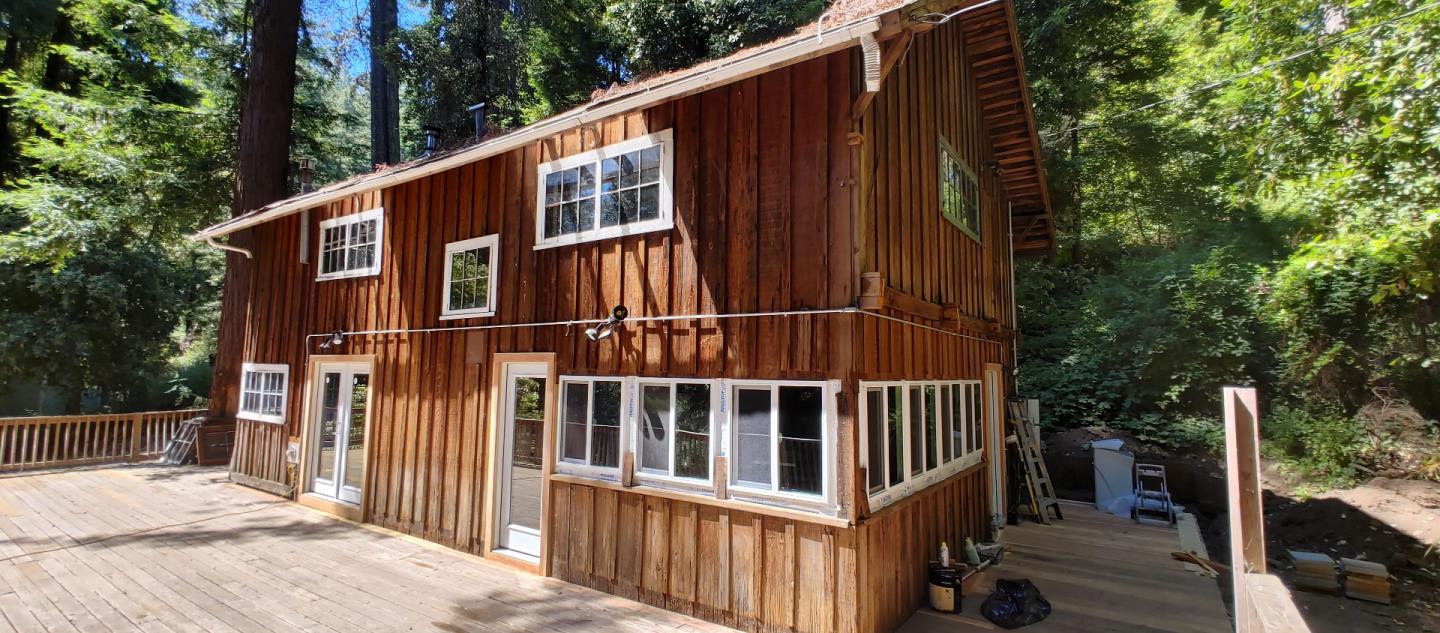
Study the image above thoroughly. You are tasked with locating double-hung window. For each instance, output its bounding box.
[862,380,985,510]
[939,137,980,242]
[238,363,289,424]
[637,380,715,486]
[441,234,499,319]
[557,377,626,479]
[731,382,830,503]
[317,208,385,279]
[534,130,674,249]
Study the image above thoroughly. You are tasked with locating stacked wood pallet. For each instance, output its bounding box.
[1341,558,1391,604]
[1288,550,1339,593]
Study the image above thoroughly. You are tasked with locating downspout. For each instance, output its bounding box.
[1008,202,1018,372]
[859,33,883,92]
[205,235,253,259]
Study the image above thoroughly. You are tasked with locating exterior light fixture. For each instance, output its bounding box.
[318,330,345,350]
[585,305,629,342]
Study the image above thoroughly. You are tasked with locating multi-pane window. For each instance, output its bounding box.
[861,380,985,510]
[318,208,384,279]
[558,378,625,477]
[939,137,980,242]
[732,383,826,498]
[238,363,288,424]
[441,234,499,319]
[637,381,714,483]
[535,130,673,249]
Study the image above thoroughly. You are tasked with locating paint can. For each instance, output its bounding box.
[928,563,962,613]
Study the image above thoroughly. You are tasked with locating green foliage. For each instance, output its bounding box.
[602,0,823,75]
[1262,403,1370,485]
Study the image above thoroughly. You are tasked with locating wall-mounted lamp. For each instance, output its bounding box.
[986,159,1004,177]
[318,330,345,350]
[585,305,629,342]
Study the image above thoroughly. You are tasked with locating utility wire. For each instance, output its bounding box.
[1044,0,1440,139]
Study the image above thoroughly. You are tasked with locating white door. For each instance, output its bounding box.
[310,363,370,505]
[496,363,547,561]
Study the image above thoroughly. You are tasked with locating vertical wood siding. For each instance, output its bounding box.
[227,21,1015,631]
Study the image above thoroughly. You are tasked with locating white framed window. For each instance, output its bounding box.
[534,129,674,250]
[238,363,289,424]
[636,379,717,489]
[939,137,980,242]
[317,208,385,280]
[729,381,834,508]
[861,380,984,511]
[441,234,499,319]
[557,377,627,480]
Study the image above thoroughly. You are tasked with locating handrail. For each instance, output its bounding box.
[0,409,206,472]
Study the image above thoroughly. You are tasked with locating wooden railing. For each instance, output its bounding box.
[0,409,205,472]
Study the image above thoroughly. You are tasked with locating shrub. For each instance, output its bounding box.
[1261,403,1369,486]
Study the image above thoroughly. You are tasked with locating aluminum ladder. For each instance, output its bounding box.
[1007,401,1063,524]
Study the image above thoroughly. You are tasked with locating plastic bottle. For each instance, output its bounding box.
[939,541,950,567]
[964,537,981,564]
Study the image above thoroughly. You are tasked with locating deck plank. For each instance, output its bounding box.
[899,501,1231,633]
[0,465,732,633]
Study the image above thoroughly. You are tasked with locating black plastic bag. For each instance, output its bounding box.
[980,578,1052,629]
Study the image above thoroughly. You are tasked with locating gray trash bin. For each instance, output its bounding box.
[1091,439,1134,517]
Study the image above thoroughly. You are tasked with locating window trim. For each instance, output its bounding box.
[938,136,981,244]
[238,362,289,425]
[860,379,984,511]
[533,129,675,250]
[439,234,500,320]
[726,379,836,511]
[555,376,629,482]
[633,378,719,493]
[316,208,386,280]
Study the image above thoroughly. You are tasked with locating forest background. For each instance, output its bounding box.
[1,0,1435,485]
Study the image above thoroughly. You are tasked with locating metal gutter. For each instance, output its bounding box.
[191,15,886,242]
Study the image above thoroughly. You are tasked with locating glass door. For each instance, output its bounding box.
[310,363,370,506]
[496,363,547,561]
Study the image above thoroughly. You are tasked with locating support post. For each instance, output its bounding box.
[1224,386,1265,632]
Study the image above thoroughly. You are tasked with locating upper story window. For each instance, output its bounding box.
[534,130,674,250]
[318,208,385,280]
[861,380,985,511]
[939,137,980,242]
[239,363,289,424]
[441,234,499,320]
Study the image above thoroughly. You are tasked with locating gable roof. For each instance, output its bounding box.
[195,0,1052,253]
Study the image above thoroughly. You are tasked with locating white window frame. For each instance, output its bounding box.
[238,363,289,425]
[726,380,836,512]
[533,129,675,250]
[633,378,719,493]
[555,376,629,481]
[860,380,984,511]
[939,136,981,243]
[440,234,500,320]
[316,208,385,280]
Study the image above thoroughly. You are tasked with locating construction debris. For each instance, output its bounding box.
[1289,551,1340,593]
[1340,558,1392,605]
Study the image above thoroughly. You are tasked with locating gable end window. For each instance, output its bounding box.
[239,363,289,424]
[441,234,499,319]
[939,137,980,242]
[534,129,674,249]
[318,208,385,280]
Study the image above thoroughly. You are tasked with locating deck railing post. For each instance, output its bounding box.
[129,413,144,463]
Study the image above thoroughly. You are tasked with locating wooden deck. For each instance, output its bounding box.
[900,501,1232,633]
[0,464,728,633]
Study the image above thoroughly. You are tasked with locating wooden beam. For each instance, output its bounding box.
[1226,386,1267,633]
[851,30,914,121]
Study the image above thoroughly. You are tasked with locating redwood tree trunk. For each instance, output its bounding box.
[369,0,399,167]
[209,0,302,420]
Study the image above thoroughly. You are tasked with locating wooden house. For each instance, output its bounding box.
[193,0,1053,630]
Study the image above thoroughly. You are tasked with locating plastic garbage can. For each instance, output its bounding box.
[1091,439,1134,517]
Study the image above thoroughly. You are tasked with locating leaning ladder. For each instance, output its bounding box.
[1007,401,1063,524]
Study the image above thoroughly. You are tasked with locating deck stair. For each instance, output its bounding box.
[1007,401,1063,524]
